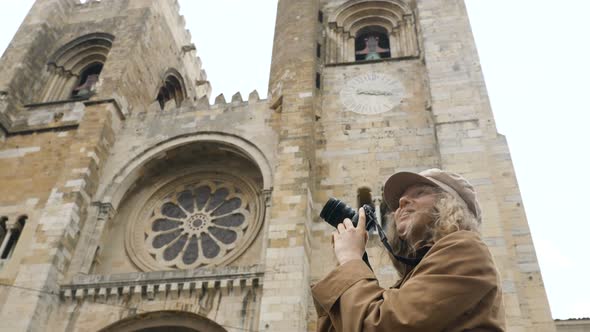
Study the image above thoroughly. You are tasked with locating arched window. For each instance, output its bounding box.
[325,0,418,64]
[156,69,186,110]
[0,216,26,262]
[72,62,103,98]
[355,26,391,61]
[41,33,114,102]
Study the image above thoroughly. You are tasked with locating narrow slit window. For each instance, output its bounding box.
[315,73,321,89]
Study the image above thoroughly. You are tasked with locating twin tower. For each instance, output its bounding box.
[0,0,555,331]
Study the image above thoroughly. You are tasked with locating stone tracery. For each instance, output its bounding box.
[126,171,263,272]
[145,180,251,269]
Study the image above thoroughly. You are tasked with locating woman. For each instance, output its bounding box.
[311,169,506,332]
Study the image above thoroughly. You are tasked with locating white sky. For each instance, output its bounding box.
[1,0,588,320]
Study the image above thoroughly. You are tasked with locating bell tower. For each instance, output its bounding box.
[303,0,556,331]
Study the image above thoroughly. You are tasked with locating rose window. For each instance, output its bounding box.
[126,174,262,271]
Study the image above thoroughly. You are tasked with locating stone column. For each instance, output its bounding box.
[58,73,79,100]
[0,220,24,259]
[41,66,60,102]
[347,36,356,62]
[43,70,65,102]
[0,220,7,255]
[0,224,14,259]
[389,30,398,58]
[405,14,418,57]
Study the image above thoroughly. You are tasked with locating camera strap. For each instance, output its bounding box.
[368,221,430,268]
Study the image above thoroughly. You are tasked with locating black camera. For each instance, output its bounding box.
[320,198,377,268]
[320,197,425,268]
[320,198,377,230]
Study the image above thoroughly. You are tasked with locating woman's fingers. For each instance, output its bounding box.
[337,222,346,233]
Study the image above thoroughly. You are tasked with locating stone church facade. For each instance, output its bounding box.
[0,0,556,331]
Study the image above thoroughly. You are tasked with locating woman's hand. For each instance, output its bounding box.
[333,208,369,265]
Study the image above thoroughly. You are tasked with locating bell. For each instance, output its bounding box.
[355,35,389,61]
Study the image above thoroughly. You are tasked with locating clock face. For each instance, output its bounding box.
[339,72,404,115]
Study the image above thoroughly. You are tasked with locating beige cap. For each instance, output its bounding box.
[383,168,482,223]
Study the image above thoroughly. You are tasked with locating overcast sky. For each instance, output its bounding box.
[1,0,588,320]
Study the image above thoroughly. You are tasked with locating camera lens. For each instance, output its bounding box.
[320,198,357,228]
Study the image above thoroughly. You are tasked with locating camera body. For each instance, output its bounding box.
[320,198,377,230]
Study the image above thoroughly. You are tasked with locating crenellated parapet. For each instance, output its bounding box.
[188,90,266,112]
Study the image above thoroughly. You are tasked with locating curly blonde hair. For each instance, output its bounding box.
[385,185,480,276]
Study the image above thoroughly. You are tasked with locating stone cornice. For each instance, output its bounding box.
[60,265,264,301]
[0,98,125,136]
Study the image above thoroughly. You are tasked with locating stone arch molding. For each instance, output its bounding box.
[42,32,114,101]
[48,32,114,72]
[98,310,227,332]
[97,132,273,211]
[325,0,419,63]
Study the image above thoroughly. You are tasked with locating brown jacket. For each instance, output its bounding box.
[311,230,506,332]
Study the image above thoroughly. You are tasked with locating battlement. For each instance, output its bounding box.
[192,90,265,111]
